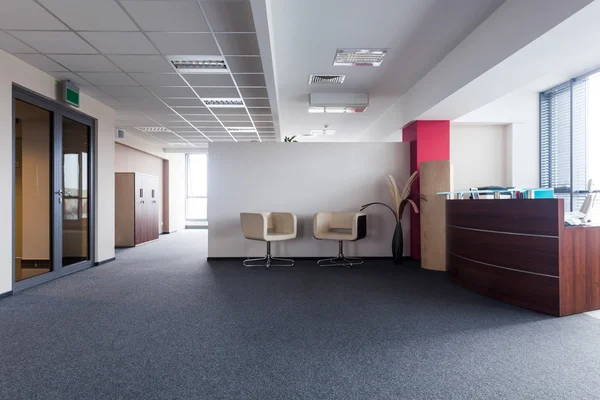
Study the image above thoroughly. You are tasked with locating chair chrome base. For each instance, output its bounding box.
[243,242,294,269]
[317,241,363,268]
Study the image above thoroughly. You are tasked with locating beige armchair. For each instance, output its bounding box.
[313,212,367,268]
[240,212,297,269]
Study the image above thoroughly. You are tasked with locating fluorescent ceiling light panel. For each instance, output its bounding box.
[334,49,388,67]
[136,127,173,133]
[166,55,228,74]
[202,98,245,108]
[227,127,257,133]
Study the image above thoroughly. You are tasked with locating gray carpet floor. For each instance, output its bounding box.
[2,230,600,399]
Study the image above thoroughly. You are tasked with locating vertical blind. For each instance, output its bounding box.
[540,74,596,215]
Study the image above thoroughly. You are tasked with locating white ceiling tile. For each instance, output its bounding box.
[0,32,36,53]
[146,33,218,55]
[48,55,120,72]
[248,108,272,115]
[225,56,263,73]
[164,98,205,107]
[77,72,139,86]
[130,73,185,86]
[254,121,274,127]
[244,98,270,107]
[98,86,153,97]
[14,54,67,72]
[178,109,212,116]
[212,108,249,115]
[233,73,265,86]
[10,31,97,54]
[0,0,68,30]
[81,86,113,97]
[121,1,209,32]
[49,72,93,86]
[96,97,126,107]
[80,32,159,55]
[107,55,173,72]
[216,114,250,122]
[215,33,259,55]
[147,86,196,97]
[38,0,138,31]
[186,74,234,86]
[239,87,268,98]
[200,1,255,32]
[151,114,185,122]
[251,114,274,121]
[195,87,240,97]
[118,97,166,107]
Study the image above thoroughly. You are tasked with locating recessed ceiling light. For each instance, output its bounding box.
[309,129,336,135]
[333,49,388,67]
[136,127,173,133]
[202,98,245,108]
[227,127,257,133]
[166,55,229,74]
[309,74,346,84]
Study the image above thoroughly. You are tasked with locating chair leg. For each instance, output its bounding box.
[317,241,363,268]
[243,242,294,269]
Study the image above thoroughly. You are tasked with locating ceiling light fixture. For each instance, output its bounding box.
[202,98,245,108]
[333,49,388,67]
[227,127,258,133]
[136,127,173,133]
[310,129,336,135]
[166,55,229,74]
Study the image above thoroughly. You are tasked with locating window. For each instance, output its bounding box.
[186,153,208,221]
[541,70,600,219]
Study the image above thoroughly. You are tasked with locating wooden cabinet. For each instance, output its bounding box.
[115,172,159,247]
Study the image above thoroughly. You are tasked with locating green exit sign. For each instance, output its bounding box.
[63,80,80,108]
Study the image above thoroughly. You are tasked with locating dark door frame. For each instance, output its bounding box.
[12,84,97,292]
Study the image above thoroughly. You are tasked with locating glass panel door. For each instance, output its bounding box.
[13,85,96,291]
[14,99,53,282]
[61,116,90,267]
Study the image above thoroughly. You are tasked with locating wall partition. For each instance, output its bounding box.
[13,85,95,291]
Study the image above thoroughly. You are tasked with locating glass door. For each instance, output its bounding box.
[61,117,90,267]
[13,85,95,290]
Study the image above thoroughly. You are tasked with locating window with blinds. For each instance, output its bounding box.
[540,71,599,220]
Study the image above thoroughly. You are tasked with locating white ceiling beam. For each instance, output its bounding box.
[361,0,595,142]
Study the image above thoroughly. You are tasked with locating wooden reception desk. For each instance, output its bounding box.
[446,199,600,316]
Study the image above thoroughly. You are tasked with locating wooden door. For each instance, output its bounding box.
[147,175,159,241]
[134,173,146,245]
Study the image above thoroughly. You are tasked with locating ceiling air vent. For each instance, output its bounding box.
[309,74,346,85]
[166,55,228,74]
[203,98,245,108]
[136,127,173,133]
[333,49,388,67]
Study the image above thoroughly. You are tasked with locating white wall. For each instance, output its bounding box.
[453,90,539,187]
[450,125,507,190]
[0,50,116,295]
[208,142,410,258]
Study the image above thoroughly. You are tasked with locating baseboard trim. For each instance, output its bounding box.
[94,257,115,267]
[0,290,13,300]
[207,256,399,261]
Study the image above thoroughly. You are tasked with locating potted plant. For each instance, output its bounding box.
[361,172,419,264]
